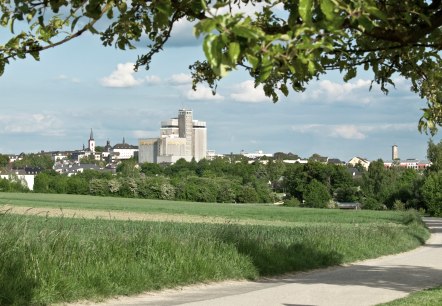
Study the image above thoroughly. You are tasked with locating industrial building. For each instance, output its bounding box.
[138,109,207,163]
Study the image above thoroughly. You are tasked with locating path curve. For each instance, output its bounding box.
[68,217,442,306]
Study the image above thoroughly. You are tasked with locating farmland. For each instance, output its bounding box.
[0,193,430,305]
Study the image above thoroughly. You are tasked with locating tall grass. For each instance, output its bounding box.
[0,211,429,305]
[0,192,421,224]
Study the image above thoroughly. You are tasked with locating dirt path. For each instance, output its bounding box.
[0,204,295,227]
[60,218,442,306]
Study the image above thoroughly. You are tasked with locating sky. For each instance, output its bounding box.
[0,12,438,161]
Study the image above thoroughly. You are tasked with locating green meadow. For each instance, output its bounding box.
[0,193,430,305]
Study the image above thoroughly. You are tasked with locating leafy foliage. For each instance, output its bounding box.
[421,171,442,217]
[1,1,442,131]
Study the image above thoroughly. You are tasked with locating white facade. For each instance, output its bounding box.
[348,157,370,170]
[88,129,95,154]
[112,147,138,160]
[240,150,273,159]
[0,174,35,190]
[392,145,399,160]
[193,120,207,161]
[139,109,207,164]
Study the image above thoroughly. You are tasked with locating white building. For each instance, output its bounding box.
[348,156,371,170]
[138,109,207,163]
[112,138,138,160]
[240,150,273,159]
[0,172,35,190]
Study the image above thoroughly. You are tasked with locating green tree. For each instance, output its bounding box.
[283,163,308,201]
[361,159,388,203]
[13,154,53,170]
[116,159,139,177]
[140,162,163,176]
[0,154,9,168]
[2,1,442,131]
[427,139,442,172]
[303,179,331,208]
[422,171,442,217]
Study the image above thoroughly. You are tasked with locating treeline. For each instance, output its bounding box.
[33,159,275,203]
[6,138,442,216]
[30,153,441,215]
[282,138,442,216]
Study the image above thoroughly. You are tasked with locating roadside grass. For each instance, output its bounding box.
[0,192,421,225]
[378,285,442,305]
[0,207,429,306]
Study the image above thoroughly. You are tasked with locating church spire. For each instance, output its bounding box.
[90,128,94,140]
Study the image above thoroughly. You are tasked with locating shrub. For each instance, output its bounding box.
[303,179,331,208]
[284,197,301,207]
[362,197,383,210]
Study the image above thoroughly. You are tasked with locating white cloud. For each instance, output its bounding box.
[56,74,81,83]
[291,123,416,140]
[185,86,224,100]
[292,124,365,140]
[230,80,272,103]
[0,113,64,136]
[330,125,366,140]
[313,79,372,102]
[169,73,193,85]
[100,63,143,88]
[145,75,162,85]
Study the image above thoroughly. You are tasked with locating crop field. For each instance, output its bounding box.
[0,192,430,305]
[0,192,419,224]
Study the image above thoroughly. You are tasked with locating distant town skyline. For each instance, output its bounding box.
[0,21,437,161]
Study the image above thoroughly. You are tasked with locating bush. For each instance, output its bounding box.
[421,171,442,216]
[236,185,259,203]
[284,197,301,207]
[362,197,383,210]
[393,199,406,211]
[303,179,331,208]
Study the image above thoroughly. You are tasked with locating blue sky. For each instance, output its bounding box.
[0,17,437,161]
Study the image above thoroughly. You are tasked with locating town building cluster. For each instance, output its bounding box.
[0,110,432,191]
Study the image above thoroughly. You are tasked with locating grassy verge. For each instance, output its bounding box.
[0,192,422,224]
[0,208,429,305]
[378,285,442,305]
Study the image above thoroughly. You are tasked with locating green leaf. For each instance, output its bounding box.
[344,67,357,81]
[118,1,127,13]
[308,61,316,74]
[246,54,259,68]
[88,25,99,35]
[228,42,240,64]
[193,19,217,38]
[203,34,218,67]
[320,0,335,20]
[71,16,81,32]
[299,0,313,23]
[0,59,5,76]
[280,83,289,96]
[232,25,259,39]
[9,17,14,33]
[29,50,40,61]
[365,7,388,22]
[106,7,114,19]
[259,56,273,81]
[0,13,9,27]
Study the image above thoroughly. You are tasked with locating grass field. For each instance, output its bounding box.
[0,192,420,224]
[379,285,442,305]
[0,192,430,305]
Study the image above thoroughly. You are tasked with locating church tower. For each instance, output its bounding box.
[88,128,96,153]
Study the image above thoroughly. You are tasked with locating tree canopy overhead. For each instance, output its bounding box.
[1,0,442,133]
